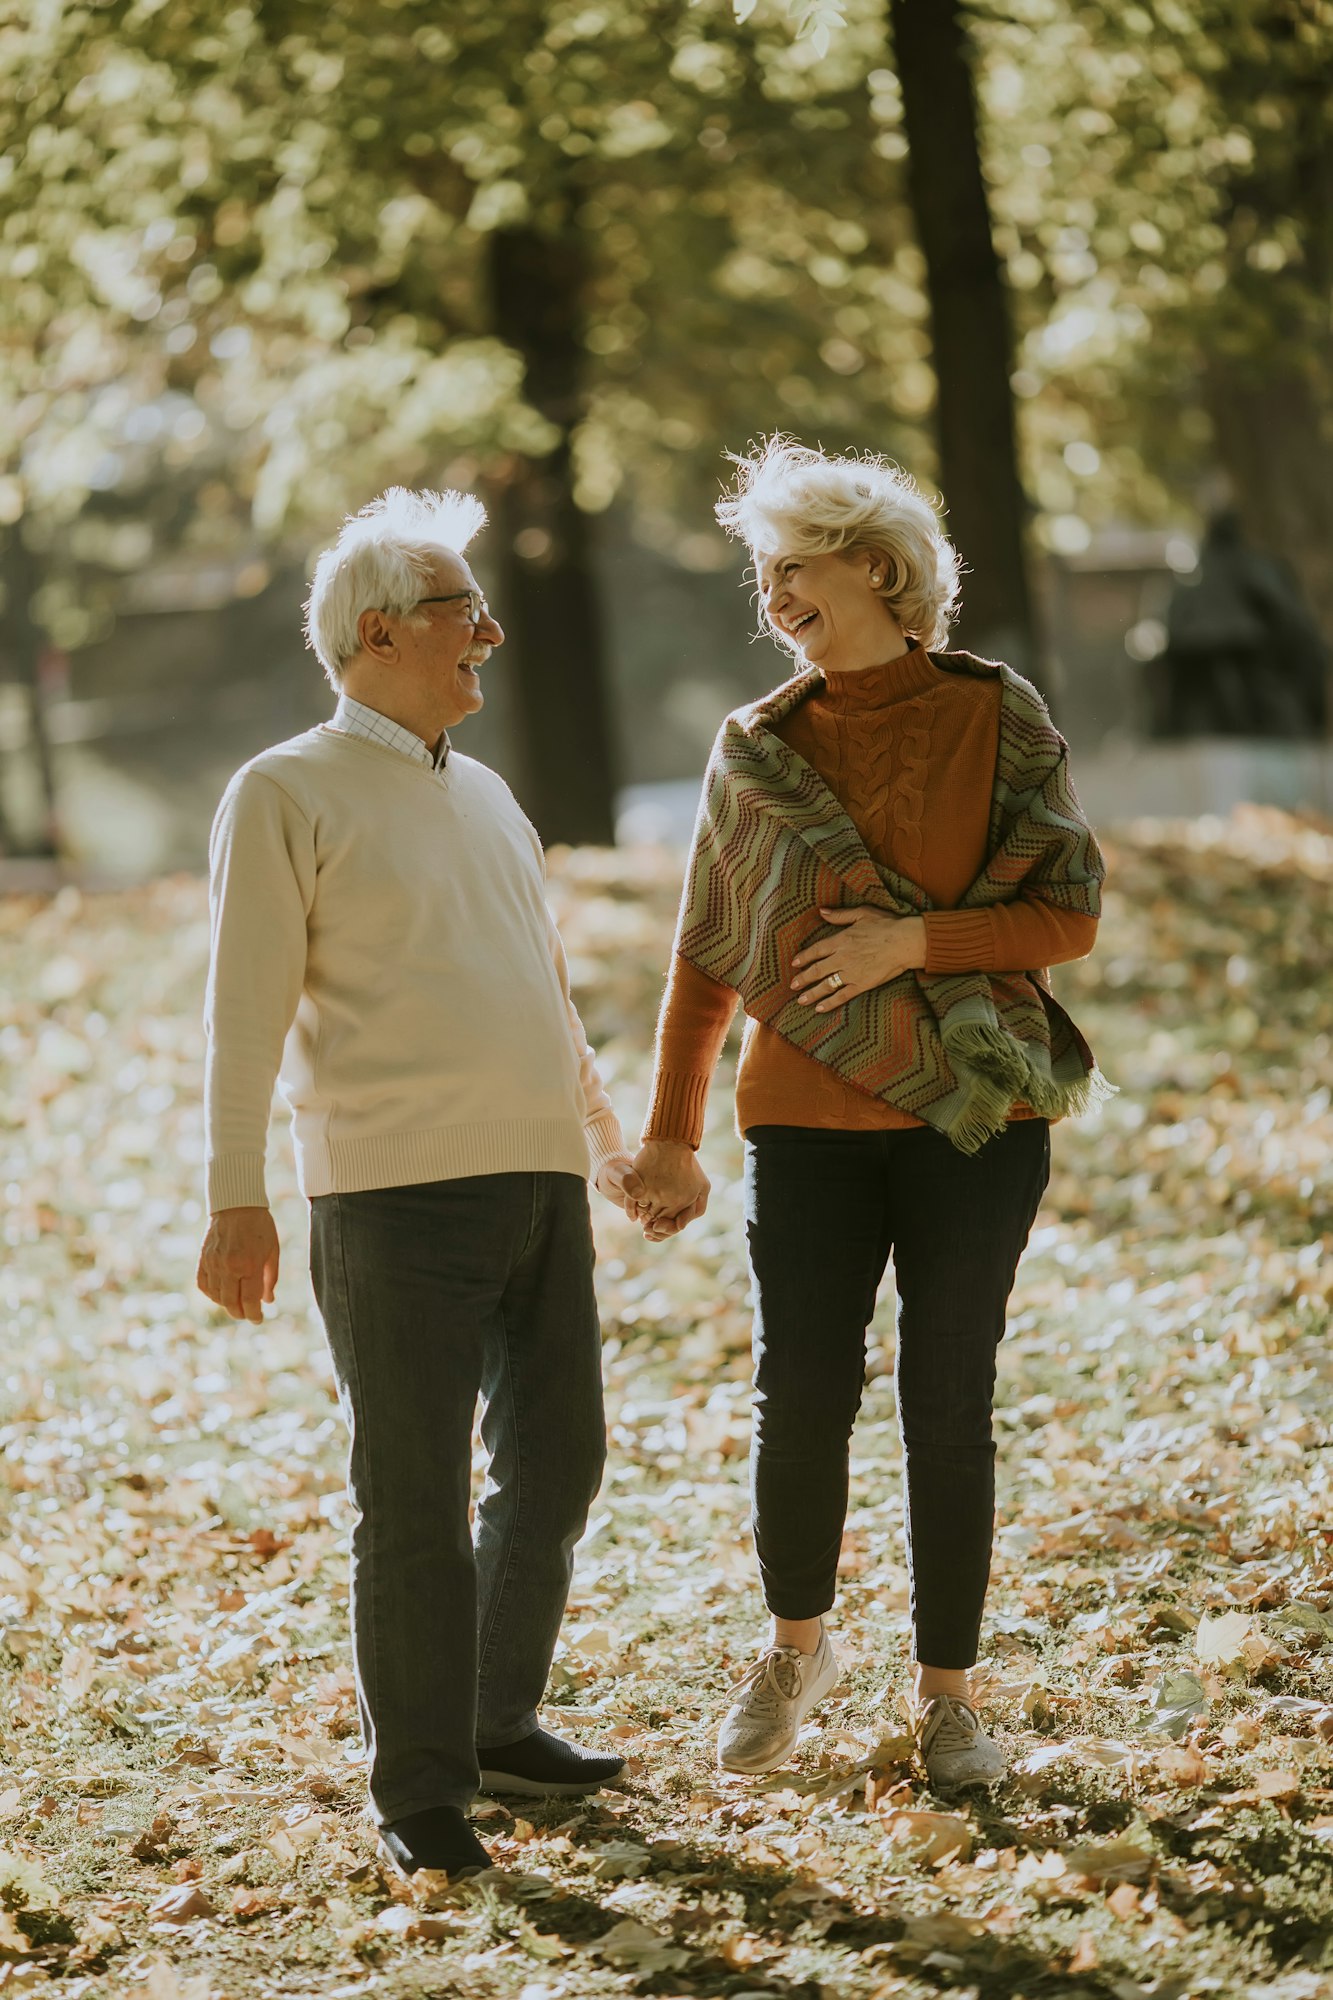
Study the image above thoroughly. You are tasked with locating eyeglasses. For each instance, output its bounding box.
[411,590,489,627]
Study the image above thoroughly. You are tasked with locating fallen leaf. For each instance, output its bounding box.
[229,1887,281,1921]
[148,1884,215,1924]
[866,1773,916,1812]
[1150,1669,1210,1738]
[264,1805,337,1864]
[593,1917,691,1972]
[1196,1609,1254,1669]
[1060,1834,1154,1886]
[1155,1744,1211,1787]
[879,1810,973,1864]
[1068,1931,1099,1972]
[121,1957,213,2000]
[589,1840,651,1880]
[0,1911,33,1956]
[372,1904,462,1941]
[1271,1604,1333,1647]
[721,1933,766,1969]
[897,1912,985,1951]
[1254,1769,1301,1801]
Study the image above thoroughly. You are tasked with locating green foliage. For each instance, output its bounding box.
[1,0,925,573]
[1,0,1327,641]
[972,0,1333,548]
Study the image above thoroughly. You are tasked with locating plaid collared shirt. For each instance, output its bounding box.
[329,694,449,773]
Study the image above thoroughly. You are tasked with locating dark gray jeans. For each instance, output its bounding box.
[309,1171,604,1823]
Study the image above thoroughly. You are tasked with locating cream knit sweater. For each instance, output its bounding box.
[203,724,625,1210]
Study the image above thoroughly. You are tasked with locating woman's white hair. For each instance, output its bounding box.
[715,436,961,650]
[303,486,488,687]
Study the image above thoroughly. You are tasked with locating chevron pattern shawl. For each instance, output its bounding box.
[673,652,1114,1154]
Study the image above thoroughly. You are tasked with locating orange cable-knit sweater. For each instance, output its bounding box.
[644,644,1099,1147]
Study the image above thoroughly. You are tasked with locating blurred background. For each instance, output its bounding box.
[2,0,1329,878]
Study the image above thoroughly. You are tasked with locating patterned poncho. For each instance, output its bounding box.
[672,652,1114,1154]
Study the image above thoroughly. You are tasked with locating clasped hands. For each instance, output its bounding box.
[600,904,926,1241]
[595,1142,709,1242]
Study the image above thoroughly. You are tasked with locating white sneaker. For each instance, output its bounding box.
[917,1694,1007,1789]
[717,1630,839,1774]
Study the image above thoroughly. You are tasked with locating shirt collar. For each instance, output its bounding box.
[329,694,449,772]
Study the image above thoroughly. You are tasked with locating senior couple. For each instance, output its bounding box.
[197,444,1108,1880]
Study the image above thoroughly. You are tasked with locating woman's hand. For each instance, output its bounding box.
[790,906,927,1013]
[631,1139,710,1240]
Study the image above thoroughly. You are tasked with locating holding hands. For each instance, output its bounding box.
[600,904,919,1246]
[598,1140,710,1241]
[632,1140,710,1240]
[790,905,926,1013]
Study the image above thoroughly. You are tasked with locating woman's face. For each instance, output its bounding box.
[756,546,903,669]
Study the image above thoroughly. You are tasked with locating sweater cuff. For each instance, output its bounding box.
[207,1153,269,1212]
[584,1108,627,1180]
[922,908,997,975]
[642,1071,711,1151]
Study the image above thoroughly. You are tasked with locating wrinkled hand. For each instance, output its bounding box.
[790,906,927,1013]
[196,1206,280,1324]
[595,1152,652,1221]
[632,1139,710,1241]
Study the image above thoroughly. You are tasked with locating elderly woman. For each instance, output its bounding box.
[633,439,1109,1788]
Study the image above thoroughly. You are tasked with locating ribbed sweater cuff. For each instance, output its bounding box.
[207,1153,269,1212]
[642,1071,710,1150]
[922,908,997,975]
[584,1109,627,1178]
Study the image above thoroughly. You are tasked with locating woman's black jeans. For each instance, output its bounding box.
[743,1119,1050,1669]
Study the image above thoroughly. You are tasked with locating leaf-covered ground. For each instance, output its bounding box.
[1,806,1331,2000]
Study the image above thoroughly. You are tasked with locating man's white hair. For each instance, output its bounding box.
[715,436,961,650]
[303,486,488,687]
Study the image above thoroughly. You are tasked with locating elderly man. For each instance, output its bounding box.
[197,487,644,1879]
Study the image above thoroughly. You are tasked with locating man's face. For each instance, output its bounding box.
[397,551,505,729]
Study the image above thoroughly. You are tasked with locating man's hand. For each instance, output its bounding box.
[595,1153,652,1222]
[790,906,927,1013]
[197,1206,280,1324]
[632,1139,710,1241]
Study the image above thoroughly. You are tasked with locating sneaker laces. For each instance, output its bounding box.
[919,1694,981,1757]
[728,1647,804,1722]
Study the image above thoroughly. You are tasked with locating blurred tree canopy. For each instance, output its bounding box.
[974,0,1332,630]
[1,0,1329,840]
[5,0,926,836]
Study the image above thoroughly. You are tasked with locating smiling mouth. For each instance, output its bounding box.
[786,610,819,637]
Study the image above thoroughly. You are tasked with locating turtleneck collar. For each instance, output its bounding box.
[815,639,943,709]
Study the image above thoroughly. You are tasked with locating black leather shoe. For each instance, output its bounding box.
[379,1804,492,1878]
[476,1727,627,1798]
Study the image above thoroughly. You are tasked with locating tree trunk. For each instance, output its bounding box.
[488,225,619,846]
[0,531,59,857]
[888,0,1041,689]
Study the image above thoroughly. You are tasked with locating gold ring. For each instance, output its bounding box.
[827,970,844,990]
